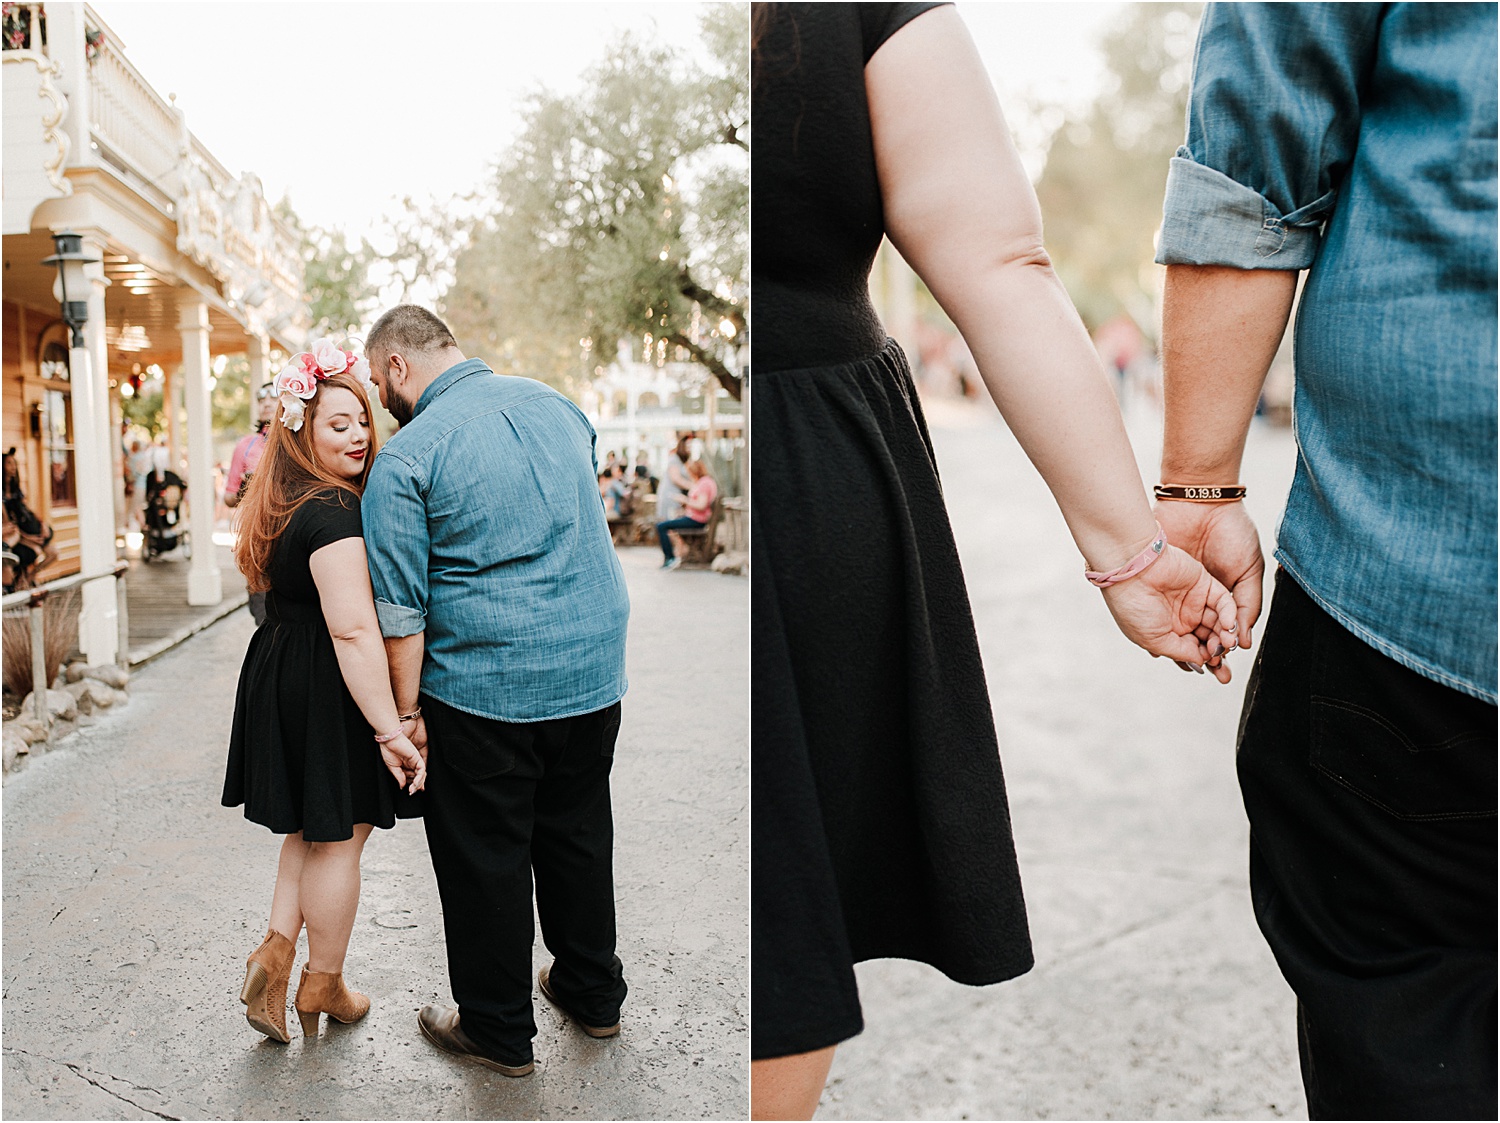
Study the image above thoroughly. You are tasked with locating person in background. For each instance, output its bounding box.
[226,386,279,625]
[2,450,53,592]
[655,459,716,570]
[655,432,694,523]
[127,437,153,531]
[606,465,634,521]
[633,450,655,492]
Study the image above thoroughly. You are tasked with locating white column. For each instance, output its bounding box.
[163,367,179,470]
[109,387,126,532]
[63,234,117,666]
[178,296,221,606]
[247,332,271,394]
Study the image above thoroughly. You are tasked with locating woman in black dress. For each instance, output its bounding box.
[223,344,425,1043]
[751,5,1240,1116]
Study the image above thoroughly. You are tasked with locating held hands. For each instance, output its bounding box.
[1153,500,1265,652]
[379,731,426,794]
[1100,544,1241,683]
[407,713,429,761]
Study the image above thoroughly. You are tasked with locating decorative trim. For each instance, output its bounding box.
[5,51,73,196]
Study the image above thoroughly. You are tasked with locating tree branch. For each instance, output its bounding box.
[665,332,741,401]
[677,267,743,329]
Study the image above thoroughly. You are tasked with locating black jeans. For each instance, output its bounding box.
[421,695,627,1060]
[1237,571,1496,1120]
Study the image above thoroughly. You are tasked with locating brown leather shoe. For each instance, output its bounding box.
[294,967,371,1036]
[241,930,296,1043]
[538,964,620,1038]
[417,1004,534,1076]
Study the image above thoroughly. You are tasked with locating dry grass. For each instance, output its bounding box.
[2,588,80,700]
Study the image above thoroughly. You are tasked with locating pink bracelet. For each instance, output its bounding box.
[373,727,405,744]
[1085,523,1167,587]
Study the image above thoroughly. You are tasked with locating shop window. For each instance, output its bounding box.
[38,341,74,508]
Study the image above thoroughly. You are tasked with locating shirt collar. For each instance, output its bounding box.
[413,357,492,420]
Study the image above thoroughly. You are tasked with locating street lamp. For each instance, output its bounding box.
[40,229,119,666]
[41,230,101,347]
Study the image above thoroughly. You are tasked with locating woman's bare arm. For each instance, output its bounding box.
[867,8,1237,673]
[868,6,1156,572]
[310,536,425,790]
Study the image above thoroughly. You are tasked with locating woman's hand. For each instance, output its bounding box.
[379,732,426,794]
[1100,545,1241,683]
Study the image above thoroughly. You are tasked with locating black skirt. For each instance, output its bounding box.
[223,594,421,842]
[751,339,1033,1059]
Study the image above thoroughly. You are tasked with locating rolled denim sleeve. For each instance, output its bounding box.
[361,449,429,638]
[1157,2,1383,270]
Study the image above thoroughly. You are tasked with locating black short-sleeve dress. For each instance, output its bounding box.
[752,2,1033,1060]
[222,489,420,842]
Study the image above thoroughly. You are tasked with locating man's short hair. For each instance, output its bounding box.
[367,305,457,358]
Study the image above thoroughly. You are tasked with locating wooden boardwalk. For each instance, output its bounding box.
[120,537,248,665]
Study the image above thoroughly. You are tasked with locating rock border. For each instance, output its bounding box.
[3,661,130,775]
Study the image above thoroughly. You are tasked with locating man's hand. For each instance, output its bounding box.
[1154,501,1265,652]
[1100,545,1241,683]
[408,713,429,762]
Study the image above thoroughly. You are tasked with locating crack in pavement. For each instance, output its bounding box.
[3,1046,181,1121]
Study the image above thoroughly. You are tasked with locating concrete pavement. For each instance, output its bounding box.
[2,546,747,1121]
[816,393,1309,1121]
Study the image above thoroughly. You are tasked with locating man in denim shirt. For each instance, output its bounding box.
[1153,5,1496,1117]
[362,305,630,1074]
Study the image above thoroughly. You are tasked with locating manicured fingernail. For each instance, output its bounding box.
[1227,623,1237,632]
[1193,663,1205,674]
[1212,643,1224,657]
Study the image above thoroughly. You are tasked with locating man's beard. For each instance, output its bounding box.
[387,385,416,427]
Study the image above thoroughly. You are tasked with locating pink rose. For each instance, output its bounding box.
[349,356,371,385]
[274,361,319,400]
[311,339,348,375]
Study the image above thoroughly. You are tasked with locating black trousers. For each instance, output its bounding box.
[421,695,627,1059]
[1237,571,1496,1120]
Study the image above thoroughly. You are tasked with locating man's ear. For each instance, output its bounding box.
[387,352,409,385]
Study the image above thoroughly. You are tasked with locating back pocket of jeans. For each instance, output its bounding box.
[441,734,521,782]
[1310,697,1496,820]
[432,707,528,782]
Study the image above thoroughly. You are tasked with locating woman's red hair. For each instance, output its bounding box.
[232,372,379,593]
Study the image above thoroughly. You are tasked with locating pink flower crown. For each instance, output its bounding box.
[273,338,376,432]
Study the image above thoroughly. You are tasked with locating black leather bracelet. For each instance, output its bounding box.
[1154,484,1247,503]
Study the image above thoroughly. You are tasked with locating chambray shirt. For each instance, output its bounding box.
[1158,3,1498,703]
[363,359,630,722]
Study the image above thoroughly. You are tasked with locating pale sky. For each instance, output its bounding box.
[94,2,728,241]
[95,1,1126,243]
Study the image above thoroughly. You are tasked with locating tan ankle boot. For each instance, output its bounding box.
[241,930,296,1043]
[294,966,371,1035]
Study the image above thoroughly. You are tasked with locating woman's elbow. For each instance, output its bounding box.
[327,622,374,646]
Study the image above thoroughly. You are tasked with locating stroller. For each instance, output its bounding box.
[141,468,188,562]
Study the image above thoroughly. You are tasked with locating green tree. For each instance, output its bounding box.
[1033,3,1201,332]
[212,355,253,436]
[274,198,378,340]
[120,385,163,436]
[442,4,747,398]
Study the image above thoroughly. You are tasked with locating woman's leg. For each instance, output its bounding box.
[751,1046,837,1121]
[268,832,309,942]
[300,824,374,973]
